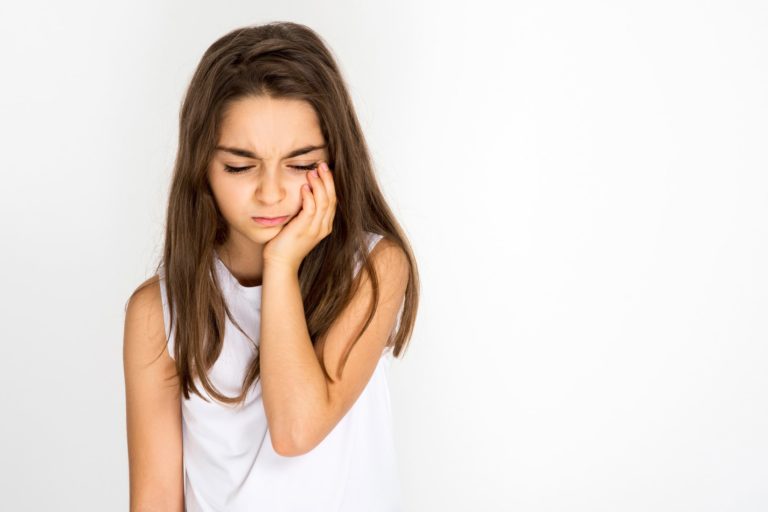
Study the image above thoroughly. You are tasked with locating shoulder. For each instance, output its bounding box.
[367,236,409,286]
[358,236,410,309]
[123,275,169,364]
[125,274,162,320]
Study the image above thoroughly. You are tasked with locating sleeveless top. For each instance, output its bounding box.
[157,232,404,511]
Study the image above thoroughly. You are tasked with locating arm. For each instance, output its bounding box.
[260,238,409,457]
[123,277,184,511]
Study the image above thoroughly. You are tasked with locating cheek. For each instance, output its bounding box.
[289,173,311,198]
[211,179,248,215]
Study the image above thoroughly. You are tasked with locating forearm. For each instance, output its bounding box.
[259,260,329,451]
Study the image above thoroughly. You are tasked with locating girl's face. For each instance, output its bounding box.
[208,95,329,247]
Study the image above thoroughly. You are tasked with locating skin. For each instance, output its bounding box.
[208,94,335,284]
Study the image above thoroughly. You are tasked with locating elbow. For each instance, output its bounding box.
[271,432,296,457]
[271,433,313,457]
[268,400,328,456]
[270,425,316,457]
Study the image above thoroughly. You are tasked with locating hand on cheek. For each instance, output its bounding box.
[262,161,337,271]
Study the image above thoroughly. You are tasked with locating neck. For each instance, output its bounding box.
[215,239,266,287]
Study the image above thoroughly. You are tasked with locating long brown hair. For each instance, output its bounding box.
[127,21,419,406]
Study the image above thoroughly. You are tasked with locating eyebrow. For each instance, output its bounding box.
[215,144,327,160]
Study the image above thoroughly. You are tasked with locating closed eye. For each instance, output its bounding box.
[223,163,319,174]
[223,165,251,174]
[289,163,319,172]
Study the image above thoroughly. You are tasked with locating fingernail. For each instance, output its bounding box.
[311,169,319,177]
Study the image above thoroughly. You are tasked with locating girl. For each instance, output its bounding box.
[123,21,419,511]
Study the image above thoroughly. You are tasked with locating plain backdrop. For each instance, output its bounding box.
[0,1,766,510]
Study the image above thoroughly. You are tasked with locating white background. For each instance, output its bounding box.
[1,1,766,510]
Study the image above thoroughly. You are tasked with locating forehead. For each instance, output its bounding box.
[218,95,323,147]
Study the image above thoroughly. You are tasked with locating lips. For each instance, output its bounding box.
[252,215,290,226]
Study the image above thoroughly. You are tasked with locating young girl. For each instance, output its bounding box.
[123,22,419,511]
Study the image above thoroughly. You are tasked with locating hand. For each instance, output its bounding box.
[262,161,337,272]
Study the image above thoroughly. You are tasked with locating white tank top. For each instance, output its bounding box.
[157,232,404,511]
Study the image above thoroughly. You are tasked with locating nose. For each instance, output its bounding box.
[255,166,286,205]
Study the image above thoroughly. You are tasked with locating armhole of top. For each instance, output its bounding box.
[357,232,403,360]
[366,231,385,257]
[156,267,176,361]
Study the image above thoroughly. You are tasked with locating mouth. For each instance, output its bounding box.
[252,215,290,226]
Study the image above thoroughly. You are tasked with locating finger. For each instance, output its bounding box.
[318,162,337,204]
[318,162,336,232]
[301,182,316,218]
[307,168,328,233]
[309,167,329,210]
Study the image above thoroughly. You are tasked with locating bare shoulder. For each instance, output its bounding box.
[370,235,408,270]
[123,274,170,365]
[368,236,410,291]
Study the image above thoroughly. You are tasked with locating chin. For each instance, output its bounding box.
[252,225,283,240]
